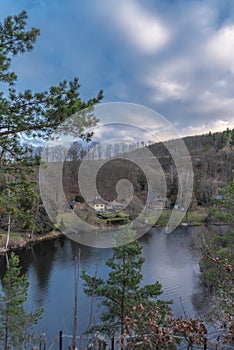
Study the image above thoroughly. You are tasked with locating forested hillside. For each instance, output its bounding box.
[1,128,233,235]
[62,128,234,208]
[149,128,234,206]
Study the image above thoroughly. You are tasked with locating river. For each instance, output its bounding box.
[0,226,213,349]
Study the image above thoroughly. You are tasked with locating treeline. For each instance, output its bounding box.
[61,128,234,207]
[149,129,234,206]
[1,128,233,236]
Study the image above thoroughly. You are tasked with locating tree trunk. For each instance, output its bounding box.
[30,197,40,239]
[72,249,81,350]
[120,256,126,341]
[5,215,11,249]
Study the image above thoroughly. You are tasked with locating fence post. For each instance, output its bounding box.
[111,335,114,350]
[59,330,63,350]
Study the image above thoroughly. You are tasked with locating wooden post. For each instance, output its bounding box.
[43,333,46,350]
[72,249,81,350]
[111,335,114,350]
[59,330,63,350]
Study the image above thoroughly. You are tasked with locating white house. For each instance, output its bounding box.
[93,202,106,212]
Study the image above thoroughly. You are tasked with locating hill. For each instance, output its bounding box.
[62,128,234,208]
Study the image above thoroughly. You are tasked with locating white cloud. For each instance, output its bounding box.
[2,0,234,139]
[147,77,189,102]
[178,119,234,138]
[215,80,227,87]
[137,4,234,135]
[198,90,234,113]
[206,25,234,72]
[98,0,170,54]
[143,56,192,103]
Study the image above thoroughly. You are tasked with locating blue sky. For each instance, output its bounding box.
[2,0,234,137]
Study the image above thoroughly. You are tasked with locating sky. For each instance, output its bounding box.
[2,0,234,138]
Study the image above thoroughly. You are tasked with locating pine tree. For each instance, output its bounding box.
[0,10,103,234]
[82,228,171,336]
[0,168,38,247]
[0,10,103,162]
[0,253,43,349]
[200,175,234,318]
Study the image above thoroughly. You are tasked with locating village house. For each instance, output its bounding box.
[148,192,165,209]
[89,198,107,212]
[93,202,106,212]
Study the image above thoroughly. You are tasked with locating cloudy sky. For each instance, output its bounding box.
[2,0,234,138]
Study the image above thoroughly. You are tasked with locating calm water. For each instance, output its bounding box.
[0,226,211,349]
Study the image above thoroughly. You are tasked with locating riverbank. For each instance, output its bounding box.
[0,207,224,254]
[0,230,64,255]
[147,206,209,226]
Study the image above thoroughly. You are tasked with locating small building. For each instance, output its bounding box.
[108,200,125,211]
[93,203,106,212]
[69,200,81,210]
[148,192,165,209]
[89,197,107,212]
[69,200,76,209]
[105,204,114,212]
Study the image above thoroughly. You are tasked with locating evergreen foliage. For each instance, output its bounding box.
[0,10,103,161]
[82,228,171,336]
[0,253,43,349]
[0,167,38,232]
[0,10,103,235]
[200,175,234,318]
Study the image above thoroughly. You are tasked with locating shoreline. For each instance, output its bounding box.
[0,230,64,255]
[0,221,227,256]
[0,207,211,255]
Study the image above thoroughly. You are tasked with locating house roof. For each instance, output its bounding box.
[109,201,124,207]
[91,197,107,205]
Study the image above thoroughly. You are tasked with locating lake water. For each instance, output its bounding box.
[0,226,213,349]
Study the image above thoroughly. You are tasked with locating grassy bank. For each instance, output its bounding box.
[0,208,210,254]
[146,208,208,226]
[0,230,63,255]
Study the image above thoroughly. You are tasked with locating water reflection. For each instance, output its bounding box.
[0,226,210,346]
